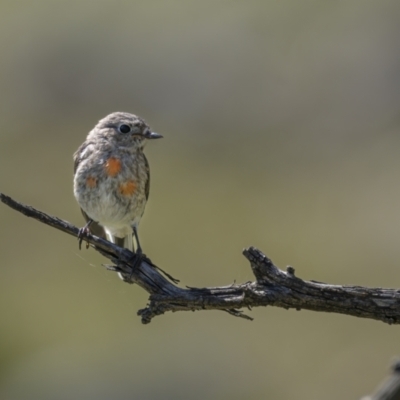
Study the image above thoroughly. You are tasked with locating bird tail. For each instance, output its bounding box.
[105,230,134,282]
[123,232,134,251]
[105,230,134,251]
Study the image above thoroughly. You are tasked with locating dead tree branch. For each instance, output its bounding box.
[2,192,400,325]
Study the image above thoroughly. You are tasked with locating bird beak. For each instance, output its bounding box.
[146,131,163,139]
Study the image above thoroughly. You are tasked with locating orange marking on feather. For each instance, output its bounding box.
[119,180,137,196]
[105,157,122,177]
[86,176,97,188]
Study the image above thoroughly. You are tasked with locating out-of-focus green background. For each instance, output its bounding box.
[1,1,400,399]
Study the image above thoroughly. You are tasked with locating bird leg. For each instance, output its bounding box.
[133,226,142,255]
[78,219,93,250]
[127,226,144,277]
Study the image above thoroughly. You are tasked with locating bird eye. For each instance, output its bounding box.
[118,124,131,134]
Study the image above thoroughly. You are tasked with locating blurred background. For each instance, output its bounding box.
[1,1,400,399]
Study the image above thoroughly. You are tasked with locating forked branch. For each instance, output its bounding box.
[1,192,400,325]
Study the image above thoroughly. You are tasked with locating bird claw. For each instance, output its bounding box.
[77,220,93,250]
[78,227,89,250]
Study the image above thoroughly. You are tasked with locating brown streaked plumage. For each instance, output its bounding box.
[73,111,162,252]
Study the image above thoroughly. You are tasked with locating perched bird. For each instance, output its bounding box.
[73,112,162,255]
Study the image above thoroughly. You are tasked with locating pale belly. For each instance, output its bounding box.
[85,190,145,237]
[74,171,146,238]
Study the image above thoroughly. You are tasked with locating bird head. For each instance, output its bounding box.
[91,112,163,149]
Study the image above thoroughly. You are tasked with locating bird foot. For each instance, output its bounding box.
[77,220,93,250]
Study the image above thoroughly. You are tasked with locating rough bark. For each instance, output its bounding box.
[2,192,400,325]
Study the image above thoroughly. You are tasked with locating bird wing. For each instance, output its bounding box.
[144,153,150,201]
[73,141,108,241]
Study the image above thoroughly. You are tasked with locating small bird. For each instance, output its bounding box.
[73,112,162,255]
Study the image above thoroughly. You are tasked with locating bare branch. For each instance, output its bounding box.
[2,192,400,325]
